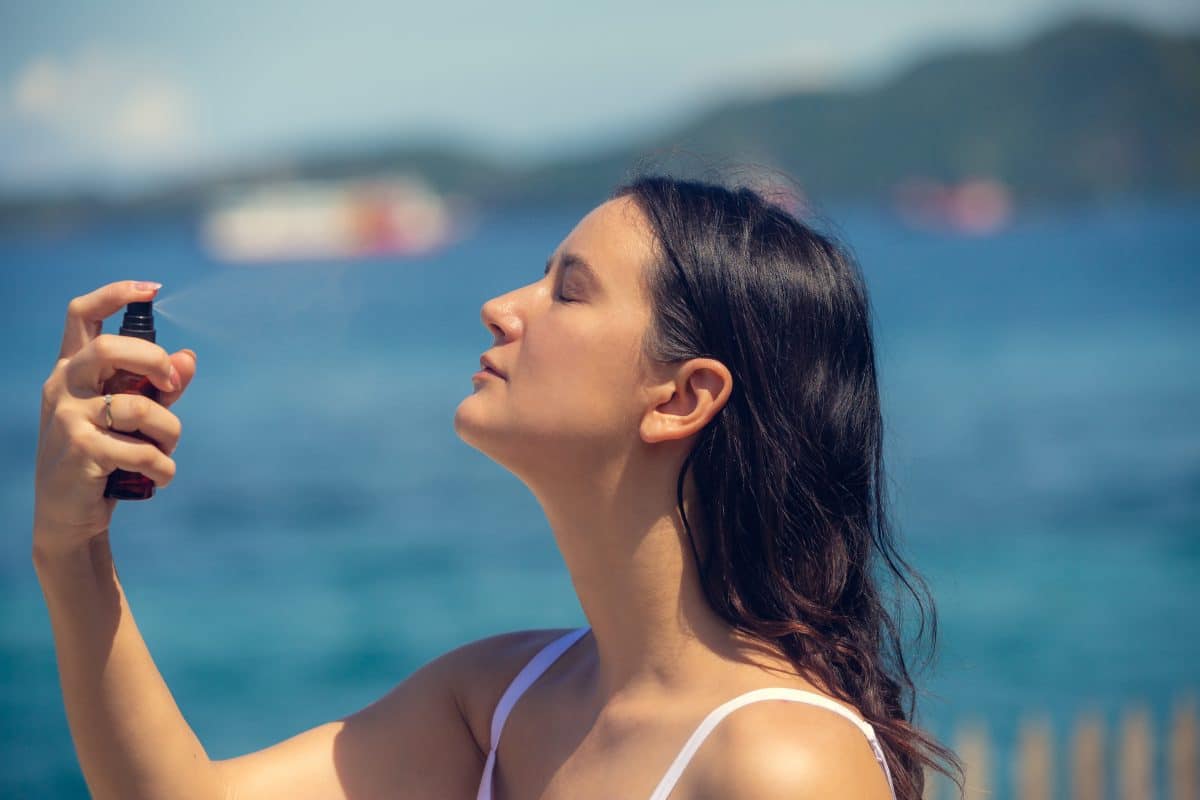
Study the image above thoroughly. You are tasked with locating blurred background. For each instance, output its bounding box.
[1,1,1197,798]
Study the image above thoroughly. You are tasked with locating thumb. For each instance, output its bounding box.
[158,348,197,408]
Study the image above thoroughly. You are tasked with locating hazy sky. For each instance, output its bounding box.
[1,0,1196,191]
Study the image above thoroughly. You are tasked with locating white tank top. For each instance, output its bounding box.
[474,625,898,800]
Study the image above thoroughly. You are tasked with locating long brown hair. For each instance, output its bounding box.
[612,172,964,799]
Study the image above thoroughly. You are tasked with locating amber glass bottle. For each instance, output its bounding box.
[102,301,160,500]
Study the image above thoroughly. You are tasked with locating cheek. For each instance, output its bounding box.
[520,331,601,403]
[517,327,640,430]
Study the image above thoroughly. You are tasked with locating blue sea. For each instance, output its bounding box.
[1,198,1197,798]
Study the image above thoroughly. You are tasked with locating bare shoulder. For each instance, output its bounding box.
[210,626,576,800]
[694,698,895,800]
[445,626,584,752]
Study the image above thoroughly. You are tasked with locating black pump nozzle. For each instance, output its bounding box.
[119,301,156,342]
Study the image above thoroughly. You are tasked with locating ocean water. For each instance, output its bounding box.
[0,198,1197,798]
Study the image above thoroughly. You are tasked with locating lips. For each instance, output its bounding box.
[479,354,506,379]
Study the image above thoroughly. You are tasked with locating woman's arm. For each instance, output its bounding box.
[210,632,492,800]
[33,279,219,798]
[35,528,491,800]
[34,530,228,800]
[33,281,488,798]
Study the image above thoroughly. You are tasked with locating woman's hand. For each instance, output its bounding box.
[33,280,198,560]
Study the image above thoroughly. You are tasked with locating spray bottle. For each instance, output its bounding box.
[102,300,160,500]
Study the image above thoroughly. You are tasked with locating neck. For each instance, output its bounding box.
[529,448,784,709]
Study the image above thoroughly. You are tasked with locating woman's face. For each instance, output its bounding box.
[453,195,664,481]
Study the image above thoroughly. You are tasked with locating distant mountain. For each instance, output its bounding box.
[2,13,1197,225]
[502,14,1200,207]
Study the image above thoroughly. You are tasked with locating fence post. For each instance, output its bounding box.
[922,761,940,800]
[1170,692,1197,800]
[956,719,990,799]
[1119,703,1153,800]
[1070,711,1104,800]
[1016,714,1053,800]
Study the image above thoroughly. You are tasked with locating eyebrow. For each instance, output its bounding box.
[544,251,601,289]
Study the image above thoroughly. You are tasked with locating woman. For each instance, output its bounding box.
[33,174,961,799]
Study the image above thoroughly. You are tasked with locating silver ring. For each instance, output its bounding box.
[103,393,114,429]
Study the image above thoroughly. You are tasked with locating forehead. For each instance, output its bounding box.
[556,196,657,294]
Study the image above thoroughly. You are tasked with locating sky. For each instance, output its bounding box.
[1,0,1197,193]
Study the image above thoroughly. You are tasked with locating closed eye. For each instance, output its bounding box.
[543,259,581,303]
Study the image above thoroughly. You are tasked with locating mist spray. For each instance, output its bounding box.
[102,300,160,500]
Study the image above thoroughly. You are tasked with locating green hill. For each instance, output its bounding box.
[500,14,1200,206]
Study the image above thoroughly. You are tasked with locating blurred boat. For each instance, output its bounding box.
[201,175,471,263]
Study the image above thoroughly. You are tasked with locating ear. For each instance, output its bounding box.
[639,358,732,444]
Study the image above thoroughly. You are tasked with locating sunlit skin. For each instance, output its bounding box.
[456,195,746,700]
[451,196,895,797]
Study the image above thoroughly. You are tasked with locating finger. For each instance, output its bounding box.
[59,280,162,360]
[155,349,197,409]
[91,392,183,456]
[93,427,177,488]
[65,333,177,396]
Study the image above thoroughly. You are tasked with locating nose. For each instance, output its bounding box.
[480,293,517,343]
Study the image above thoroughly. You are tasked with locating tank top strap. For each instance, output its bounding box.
[645,687,897,800]
[476,625,591,800]
[486,625,591,750]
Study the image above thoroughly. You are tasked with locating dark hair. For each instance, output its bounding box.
[610,172,963,800]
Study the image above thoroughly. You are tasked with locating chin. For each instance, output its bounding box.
[453,402,536,475]
[452,397,498,452]
[452,398,476,438]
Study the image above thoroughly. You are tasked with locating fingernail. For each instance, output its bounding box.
[135,281,162,292]
[182,348,197,362]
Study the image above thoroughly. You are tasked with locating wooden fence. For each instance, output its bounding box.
[921,691,1197,800]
